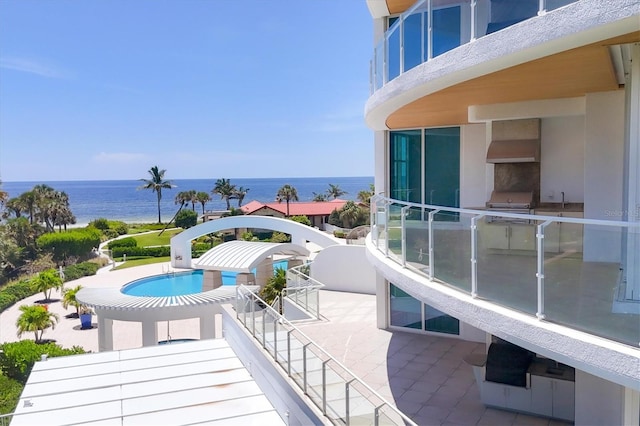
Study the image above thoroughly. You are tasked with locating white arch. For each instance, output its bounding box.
[171,216,341,268]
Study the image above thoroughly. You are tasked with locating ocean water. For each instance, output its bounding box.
[2,177,373,225]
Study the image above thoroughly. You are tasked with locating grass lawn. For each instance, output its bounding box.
[130,229,182,247]
[112,257,171,270]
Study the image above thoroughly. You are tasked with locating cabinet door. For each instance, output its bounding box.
[506,385,532,411]
[559,212,583,254]
[482,224,509,249]
[530,375,553,417]
[552,379,575,421]
[509,225,536,251]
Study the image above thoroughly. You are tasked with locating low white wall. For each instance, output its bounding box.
[574,370,625,426]
[311,245,376,294]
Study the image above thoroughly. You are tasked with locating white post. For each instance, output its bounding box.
[98,315,113,352]
[142,320,158,347]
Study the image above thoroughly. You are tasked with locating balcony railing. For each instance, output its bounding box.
[285,263,323,320]
[370,196,640,347]
[370,0,579,94]
[235,285,417,426]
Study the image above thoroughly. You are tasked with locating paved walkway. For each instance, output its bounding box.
[0,265,572,425]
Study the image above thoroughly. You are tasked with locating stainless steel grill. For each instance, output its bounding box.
[486,191,534,223]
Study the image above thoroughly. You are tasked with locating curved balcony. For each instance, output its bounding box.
[370,0,578,94]
[368,196,640,350]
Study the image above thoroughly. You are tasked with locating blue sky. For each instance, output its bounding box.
[0,0,374,182]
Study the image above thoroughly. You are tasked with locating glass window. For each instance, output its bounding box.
[403,12,423,73]
[425,305,460,335]
[424,127,460,208]
[432,6,461,57]
[390,284,422,329]
[390,130,422,203]
[387,27,401,81]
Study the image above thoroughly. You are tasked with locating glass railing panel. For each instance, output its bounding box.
[405,206,430,272]
[546,0,578,12]
[321,360,348,423]
[403,12,423,73]
[378,404,408,425]
[431,0,464,57]
[432,211,472,293]
[346,382,376,425]
[544,223,639,346]
[288,334,306,389]
[387,26,401,81]
[304,346,327,409]
[253,307,265,345]
[475,215,538,315]
[390,283,422,329]
[387,202,405,260]
[263,310,277,356]
[374,40,384,90]
[276,324,293,370]
[485,0,537,35]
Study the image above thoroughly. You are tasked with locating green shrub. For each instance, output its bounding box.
[0,279,34,313]
[112,222,129,235]
[0,373,23,414]
[107,237,137,249]
[0,340,85,383]
[103,229,119,240]
[63,262,100,282]
[111,246,171,258]
[175,210,197,229]
[37,228,101,261]
[290,215,311,226]
[333,230,346,238]
[270,232,291,243]
[89,218,110,231]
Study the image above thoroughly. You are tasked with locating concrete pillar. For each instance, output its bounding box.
[97,315,113,352]
[142,320,158,347]
[256,258,274,288]
[235,272,256,285]
[375,273,388,329]
[200,312,216,340]
[288,259,304,269]
[202,270,223,291]
[291,235,306,247]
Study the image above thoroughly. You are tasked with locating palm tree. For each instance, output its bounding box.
[259,267,287,309]
[357,184,375,206]
[187,190,197,211]
[0,179,7,206]
[312,192,328,202]
[16,305,59,342]
[62,285,83,318]
[174,191,191,210]
[19,190,38,224]
[276,184,298,217]
[327,184,347,200]
[212,178,236,210]
[339,201,360,229]
[233,186,249,207]
[3,197,23,219]
[138,166,175,224]
[195,192,211,221]
[31,269,63,302]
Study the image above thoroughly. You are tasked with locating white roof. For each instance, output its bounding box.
[193,241,310,273]
[12,339,285,425]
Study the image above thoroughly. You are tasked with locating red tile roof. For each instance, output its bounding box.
[240,199,347,216]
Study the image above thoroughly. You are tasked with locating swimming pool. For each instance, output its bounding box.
[122,260,288,297]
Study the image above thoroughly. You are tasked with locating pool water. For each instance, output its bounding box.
[122,261,288,297]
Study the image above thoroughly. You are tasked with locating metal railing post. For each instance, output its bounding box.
[470,0,477,41]
[303,343,310,394]
[536,221,552,319]
[538,0,547,15]
[470,214,485,298]
[428,209,440,280]
[322,360,329,415]
[262,309,266,348]
[384,202,390,257]
[345,380,352,426]
[287,330,292,377]
[427,0,433,60]
[401,206,409,267]
[273,318,278,361]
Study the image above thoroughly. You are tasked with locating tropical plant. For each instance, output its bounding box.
[15,305,59,342]
[326,183,347,199]
[174,191,192,210]
[259,267,287,307]
[357,184,375,206]
[339,201,360,229]
[138,166,175,224]
[232,186,249,207]
[195,191,211,221]
[0,179,7,206]
[270,232,291,243]
[61,285,83,317]
[30,269,63,302]
[212,178,236,210]
[290,215,311,226]
[175,209,197,229]
[0,340,85,383]
[312,192,328,202]
[276,184,298,217]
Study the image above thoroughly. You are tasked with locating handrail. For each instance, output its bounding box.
[370,195,640,347]
[285,263,324,319]
[235,285,417,426]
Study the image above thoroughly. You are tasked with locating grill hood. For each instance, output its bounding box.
[486,139,540,163]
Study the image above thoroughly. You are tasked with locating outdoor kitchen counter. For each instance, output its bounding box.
[535,202,584,213]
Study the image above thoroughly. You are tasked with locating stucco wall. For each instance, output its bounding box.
[460,123,489,208]
[311,245,376,294]
[540,116,585,204]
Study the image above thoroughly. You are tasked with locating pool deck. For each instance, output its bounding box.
[0,263,571,425]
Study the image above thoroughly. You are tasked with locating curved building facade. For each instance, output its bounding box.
[364,1,640,424]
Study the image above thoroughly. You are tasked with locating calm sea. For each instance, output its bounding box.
[2,177,373,226]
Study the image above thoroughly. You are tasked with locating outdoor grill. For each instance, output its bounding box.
[485,342,534,388]
[485,191,534,223]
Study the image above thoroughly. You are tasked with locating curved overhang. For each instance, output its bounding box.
[77,285,259,322]
[365,236,640,391]
[365,0,640,130]
[193,241,310,273]
[366,0,414,18]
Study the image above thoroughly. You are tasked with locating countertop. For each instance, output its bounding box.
[535,202,584,213]
[528,358,575,381]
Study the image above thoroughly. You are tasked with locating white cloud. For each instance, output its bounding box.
[92,152,150,163]
[0,56,69,79]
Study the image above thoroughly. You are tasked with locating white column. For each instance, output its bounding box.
[623,387,640,426]
[624,43,640,300]
[256,258,274,288]
[375,273,388,329]
[141,320,158,347]
[200,312,216,340]
[202,270,223,291]
[97,315,113,352]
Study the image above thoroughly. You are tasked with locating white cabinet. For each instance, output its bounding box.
[481,381,532,412]
[530,375,575,421]
[481,223,536,250]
